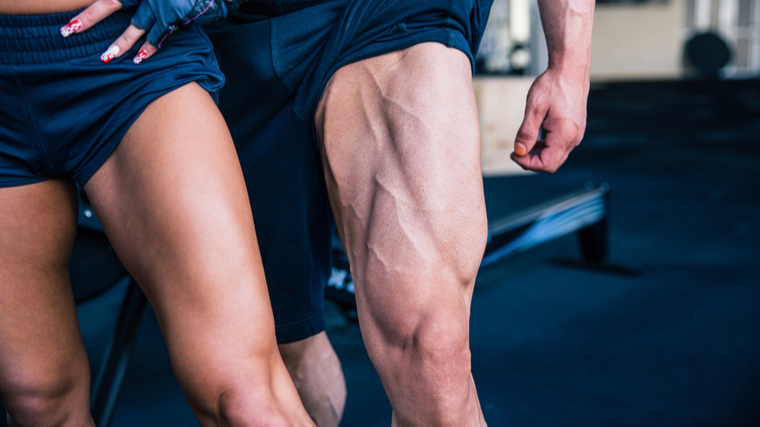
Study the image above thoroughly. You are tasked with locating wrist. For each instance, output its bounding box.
[538,0,595,83]
[547,41,592,72]
[546,57,590,84]
[542,61,591,98]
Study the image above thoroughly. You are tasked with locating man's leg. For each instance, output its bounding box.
[279,332,346,427]
[84,83,313,426]
[315,43,489,426]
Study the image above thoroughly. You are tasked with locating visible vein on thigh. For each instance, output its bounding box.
[363,174,440,279]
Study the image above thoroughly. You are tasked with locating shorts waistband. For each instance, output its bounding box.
[0,8,134,64]
[240,0,334,17]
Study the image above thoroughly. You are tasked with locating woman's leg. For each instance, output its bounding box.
[0,179,95,427]
[83,82,312,426]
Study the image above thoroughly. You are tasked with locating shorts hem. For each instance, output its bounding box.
[0,176,49,188]
[73,77,220,186]
[274,313,326,344]
[307,28,472,144]
[73,110,143,187]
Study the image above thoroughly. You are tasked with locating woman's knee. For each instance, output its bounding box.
[214,388,289,427]
[176,345,312,426]
[2,366,91,427]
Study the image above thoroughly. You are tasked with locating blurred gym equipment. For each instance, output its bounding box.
[685,31,732,77]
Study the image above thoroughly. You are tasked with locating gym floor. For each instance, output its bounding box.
[5,78,760,426]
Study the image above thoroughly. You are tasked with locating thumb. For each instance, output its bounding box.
[514,93,547,157]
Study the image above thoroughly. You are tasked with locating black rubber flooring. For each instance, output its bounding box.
[3,78,759,426]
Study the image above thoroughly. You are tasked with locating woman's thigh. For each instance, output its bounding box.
[0,178,93,425]
[83,82,281,414]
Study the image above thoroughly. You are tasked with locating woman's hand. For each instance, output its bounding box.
[60,0,243,64]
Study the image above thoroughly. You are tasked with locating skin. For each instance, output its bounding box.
[0,180,95,427]
[314,1,594,423]
[0,0,93,14]
[0,2,345,424]
[67,1,161,64]
[0,1,317,419]
[316,43,489,427]
[279,332,347,427]
[512,0,595,173]
[83,83,313,427]
[59,0,596,424]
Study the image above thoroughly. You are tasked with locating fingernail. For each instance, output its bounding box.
[515,142,526,155]
[133,49,148,64]
[100,45,120,64]
[60,19,82,38]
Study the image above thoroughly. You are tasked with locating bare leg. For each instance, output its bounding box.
[0,179,95,427]
[279,332,346,427]
[315,43,489,426]
[84,83,313,426]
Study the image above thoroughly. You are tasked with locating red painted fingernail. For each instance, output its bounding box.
[60,19,82,37]
[133,49,148,64]
[100,46,120,64]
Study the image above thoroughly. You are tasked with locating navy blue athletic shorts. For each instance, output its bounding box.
[204,0,493,344]
[0,9,224,187]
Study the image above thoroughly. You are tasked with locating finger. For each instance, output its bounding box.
[514,92,548,157]
[100,24,146,63]
[132,41,158,64]
[511,140,547,172]
[539,130,571,172]
[131,2,169,51]
[60,0,123,37]
[510,139,567,173]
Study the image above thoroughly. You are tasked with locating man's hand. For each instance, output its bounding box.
[59,0,242,64]
[511,66,589,173]
[511,0,595,173]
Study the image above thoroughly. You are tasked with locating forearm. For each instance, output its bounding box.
[0,0,94,14]
[537,0,595,78]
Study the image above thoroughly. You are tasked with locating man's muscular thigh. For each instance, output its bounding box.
[315,42,488,313]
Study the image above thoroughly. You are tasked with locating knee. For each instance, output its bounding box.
[409,311,471,376]
[372,308,472,388]
[205,359,312,426]
[4,372,88,427]
[215,389,289,427]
